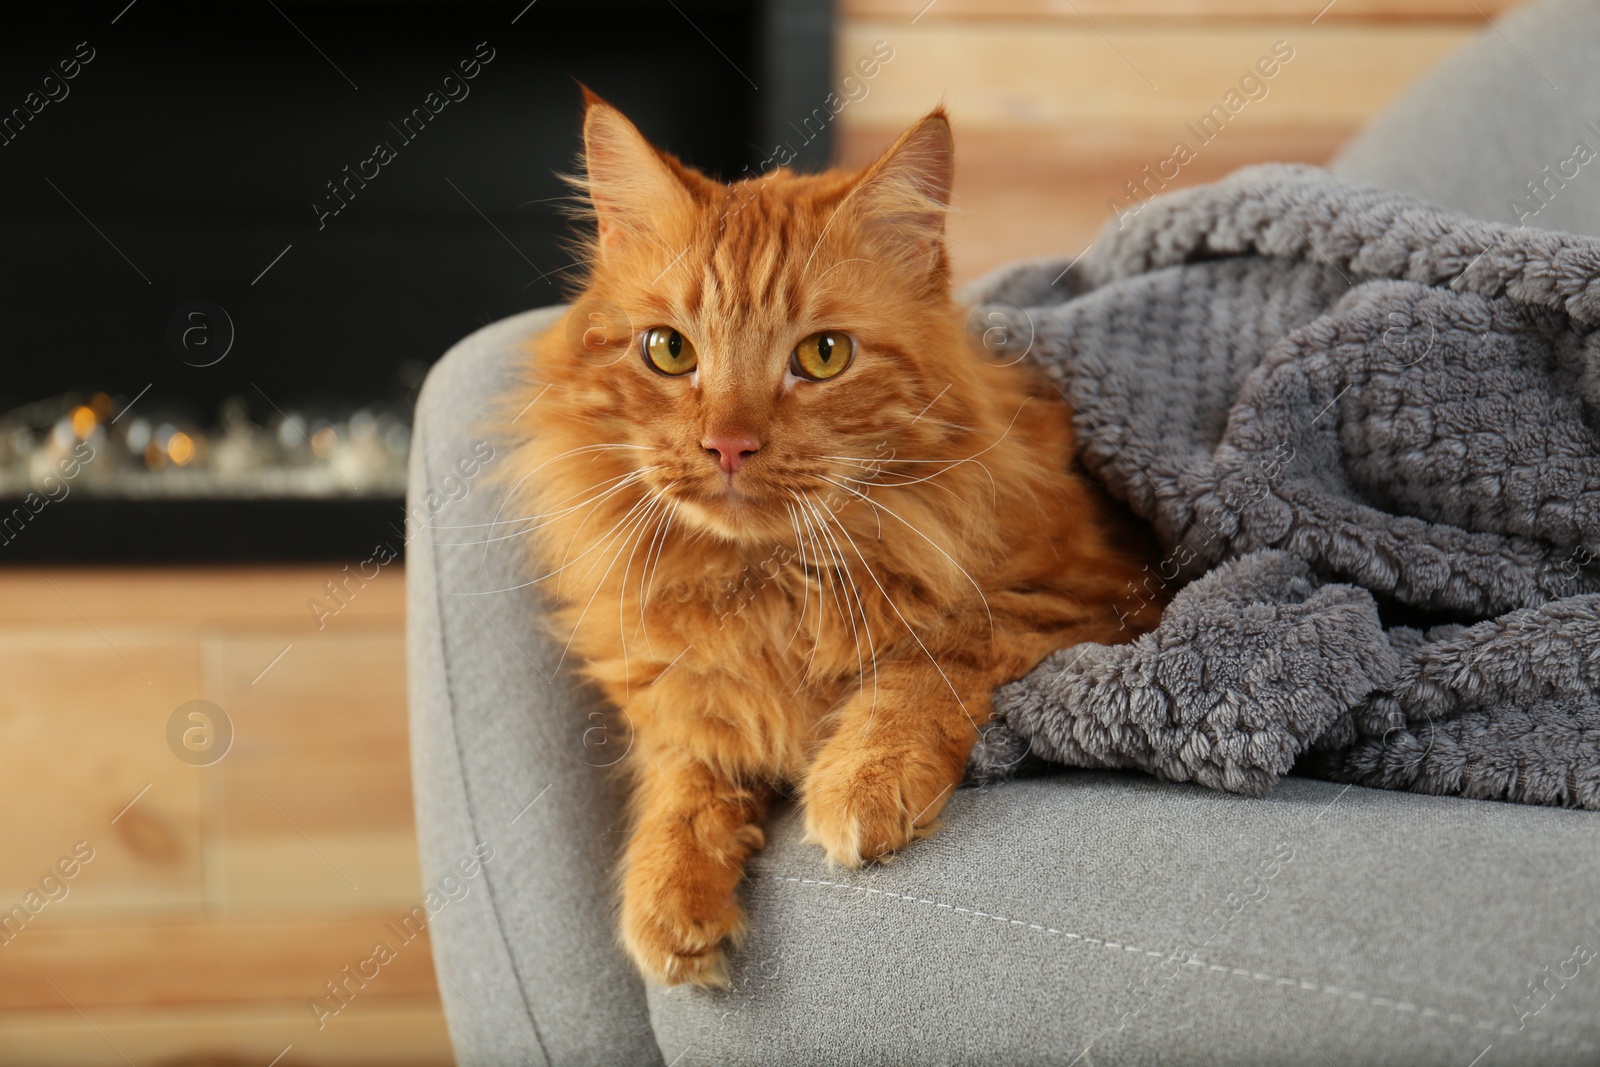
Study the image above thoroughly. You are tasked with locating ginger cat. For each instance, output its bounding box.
[504,92,1160,987]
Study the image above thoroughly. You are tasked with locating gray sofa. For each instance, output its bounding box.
[406,3,1600,1062]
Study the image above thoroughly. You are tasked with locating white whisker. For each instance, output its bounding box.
[636,500,680,650]
[461,442,652,578]
[780,502,813,656]
[815,498,980,734]
[818,398,1031,507]
[839,469,968,510]
[552,475,657,598]
[455,473,658,595]
[569,491,657,593]
[616,496,668,700]
[431,470,645,547]
[799,494,876,711]
[425,443,653,530]
[817,475,994,638]
[553,492,666,678]
[789,500,835,687]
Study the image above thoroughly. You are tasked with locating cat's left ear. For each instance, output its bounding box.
[850,108,953,276]
[579,89,696,259]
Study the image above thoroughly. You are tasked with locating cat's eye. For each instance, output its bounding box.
[641,327,698,376]
[790,331,853,381]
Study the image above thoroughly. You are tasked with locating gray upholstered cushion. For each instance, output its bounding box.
[410,308,1600,1066]
[661,776,1600,1066]
[1332,0,1600,239]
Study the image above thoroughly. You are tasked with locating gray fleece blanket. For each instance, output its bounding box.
[964,164,1600,809]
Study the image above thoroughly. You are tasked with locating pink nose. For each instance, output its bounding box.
[703,434,762,474]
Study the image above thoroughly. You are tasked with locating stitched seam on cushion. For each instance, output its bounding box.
[762,875,1597,1053]
[421,369,554,1067]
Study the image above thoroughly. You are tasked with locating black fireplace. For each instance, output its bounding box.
[0,0,833,562]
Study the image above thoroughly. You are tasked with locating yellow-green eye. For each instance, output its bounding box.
[791,331,853,381]
[642,326,697,376]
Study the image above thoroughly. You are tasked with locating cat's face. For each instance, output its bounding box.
[542,96,965,544]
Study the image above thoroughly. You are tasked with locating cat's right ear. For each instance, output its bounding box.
[579,89,695,259]
[849,108,953,283]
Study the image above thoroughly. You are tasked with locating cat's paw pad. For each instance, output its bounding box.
[802,749,956,868]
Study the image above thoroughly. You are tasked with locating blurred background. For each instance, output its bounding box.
[0,0,1513,1063]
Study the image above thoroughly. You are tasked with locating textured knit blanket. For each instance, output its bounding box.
[963,164,1600,809]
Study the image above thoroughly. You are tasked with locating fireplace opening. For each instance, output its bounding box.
[1,0,832,562]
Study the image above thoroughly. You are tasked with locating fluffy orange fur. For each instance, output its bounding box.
[501,93,1161,987]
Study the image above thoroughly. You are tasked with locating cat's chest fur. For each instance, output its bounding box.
[570,530,925,778]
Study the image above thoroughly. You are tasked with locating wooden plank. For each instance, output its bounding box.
[831,20,1470,285]
[0,566,443,1065]
[0,999,451,1066]
[204,629,419,908]
[0,566,406,628]
[0,629,203,912]
[834,23,1471,130]
[839,125,1347,282]
[843,0,1520,21]
[1,916,441,1010]
[205,630,411,837]
[216,831,427,910]
[837,120,1350,171]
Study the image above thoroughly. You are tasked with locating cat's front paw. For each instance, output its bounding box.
[802,745,961,868]
[621,888,745,988]
[620,825,761,987]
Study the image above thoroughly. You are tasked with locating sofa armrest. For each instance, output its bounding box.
[407,306,664,1067]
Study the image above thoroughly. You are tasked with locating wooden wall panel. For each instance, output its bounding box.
[207,631,414,838]
[0,567,404,628]
[837,124,1350,283]
[833,7,1503,282]
[1,917,439,1010]
[0,568,434,1065]
[0,629,203,912]
[838,24,1471,130]
[206,630,422,909]
[845,0,1517,21]
[0,1001,451,1067]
